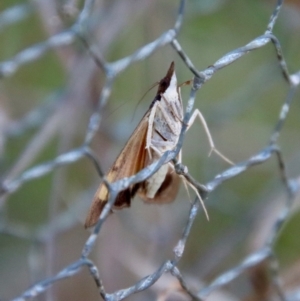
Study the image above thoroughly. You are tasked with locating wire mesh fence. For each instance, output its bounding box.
[0,0,300,300]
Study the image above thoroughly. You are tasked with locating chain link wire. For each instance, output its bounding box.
[0,0,300,300]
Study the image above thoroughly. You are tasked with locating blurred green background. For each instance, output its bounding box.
[1,0,300,300]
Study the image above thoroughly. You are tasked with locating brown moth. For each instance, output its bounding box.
[85,62,224,228]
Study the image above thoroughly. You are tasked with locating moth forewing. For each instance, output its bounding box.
[84,116,149,228]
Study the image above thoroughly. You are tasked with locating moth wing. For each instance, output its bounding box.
[138,165,181,204]
[84,114,149,228]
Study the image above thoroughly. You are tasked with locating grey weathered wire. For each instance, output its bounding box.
[1,0,300,300]
[0,3,31,32]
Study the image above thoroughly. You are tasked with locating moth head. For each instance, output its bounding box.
[156,62,177,100]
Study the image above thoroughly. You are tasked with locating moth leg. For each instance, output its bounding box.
[187,109,233,165]
[184,178,209,220]
[177,150,191,201]
[177,150,209,220]
[150,144,209,219]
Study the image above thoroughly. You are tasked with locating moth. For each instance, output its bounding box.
[85,62,226,228]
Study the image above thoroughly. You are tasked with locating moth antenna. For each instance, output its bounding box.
[131,81,159,122]
[104,100,129,121]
